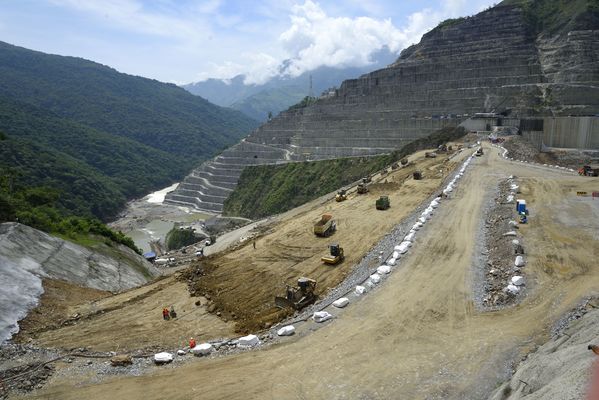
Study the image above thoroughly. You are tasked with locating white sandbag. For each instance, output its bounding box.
[506,195,514,203]
[418,216,427,224]
[333,298,350,308]
[509,220,518,227]
[355,285,367,295]
[277,325,296,336]
[430,201,439,208]
[505,284,520,294]
[412,224,421,231]
[401,241,412,248]
[404,232,415,242]
[370,273,381,284]
[396,243,409,254]
[238,334,259,347]
[392,251,399,259]
[177,350,186,356]
[512,239,520,246]
[425,206,434,214]
[511,276,525,286]
[154,352,174,364]
[510,184,519,191]
[515,256,525,267]
[377,265,391,275]
[191,343,213,356]
[503,231,517,237]
[313,311,333,323]
[387,258,397,266]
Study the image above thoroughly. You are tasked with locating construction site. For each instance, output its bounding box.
[3,134,599,400]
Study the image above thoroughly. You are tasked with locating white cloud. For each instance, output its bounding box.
[203,0,495,85]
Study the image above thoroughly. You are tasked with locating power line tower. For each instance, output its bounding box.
[309,74,314,98]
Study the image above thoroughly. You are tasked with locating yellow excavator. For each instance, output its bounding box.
[335,189,347,202]
[321,243,344,265]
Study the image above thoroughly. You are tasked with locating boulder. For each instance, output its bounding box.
[355,285,366,295]
[313,311,333,323]
[515,256,525,267]
[238,334,259,347]
[277,325,296,336]
[333,298,350,308]
[377,265,391,275]
[505,284,520,294]
[191,343,213,355]
[153,352,173,364]
[370,273,382,284]
[512,276,525,286]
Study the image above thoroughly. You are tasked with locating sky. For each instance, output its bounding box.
[0,0,498,85]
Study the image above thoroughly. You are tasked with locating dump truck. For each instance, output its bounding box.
[313,214,336,237]
[335,189,347,202]
[400,158,408,166]
[413,171,423,180]
[376,195,390,210]
[425,152,437,158]
[357,183,369,194]
[275,277,317,310]
[579,165,599,176]
[321,244,344,265]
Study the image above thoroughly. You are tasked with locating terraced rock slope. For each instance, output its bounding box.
[166,1,599,213]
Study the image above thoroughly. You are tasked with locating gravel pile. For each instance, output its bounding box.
[479,178,526,309]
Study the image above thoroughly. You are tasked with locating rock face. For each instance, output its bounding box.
[0,222,159,343]
[488,307,599,400]
[166,2,599,213]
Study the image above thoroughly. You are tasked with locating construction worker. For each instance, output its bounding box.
[162,308,170,320]
[170,306,177,319]
[253,241,256,249]
[189,337,196,349]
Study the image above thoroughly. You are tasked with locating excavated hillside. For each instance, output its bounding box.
[166,0,599,213]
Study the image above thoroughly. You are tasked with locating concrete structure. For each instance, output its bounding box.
[166,3,599,213]
[522,116,599,149]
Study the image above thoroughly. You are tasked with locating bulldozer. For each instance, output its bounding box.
[335,189,348,202]
[313,214,336,237]
[376,195,390,210]
[357,183,369,194]
[413,171,423,180]
[321,244,344,265]
[274,277,317,310]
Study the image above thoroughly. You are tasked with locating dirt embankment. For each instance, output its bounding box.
[503,136,599,170]
[186,151,464,333]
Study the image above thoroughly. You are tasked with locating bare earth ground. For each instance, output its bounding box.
[19,149,461,349]
[13,144,599,399]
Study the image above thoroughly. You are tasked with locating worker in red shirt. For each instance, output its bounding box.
[189,337,196,349]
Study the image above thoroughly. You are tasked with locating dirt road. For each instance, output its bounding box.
[18,145,599,399]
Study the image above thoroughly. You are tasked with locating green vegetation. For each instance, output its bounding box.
[0,40,258,223]
[437,17,467,29]
[501,0,599,35]
[165,227,200,250]
[223,127,466,219]
[0,163,140,253]
[287,96,318,111]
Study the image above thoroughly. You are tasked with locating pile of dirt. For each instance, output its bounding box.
[481,178,526,308]
[503,136,599,169]
[0,344,59,399]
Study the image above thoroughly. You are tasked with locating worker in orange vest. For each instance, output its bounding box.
[189,337,196,349]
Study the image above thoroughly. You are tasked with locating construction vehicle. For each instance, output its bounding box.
[313,214,336,237]
[579,165,599,176]
[437,144,448,153]
[275,277,317,310]
[391,162,399,170]
[400,158,409,166]
[425,152,437,158]
[321,244,344,265]
[362,176,372,184]
[357,183,369,194]
[413,171,423,180]
[475,147,484,156]
[335,189,347,202]
[376,195,390,210]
